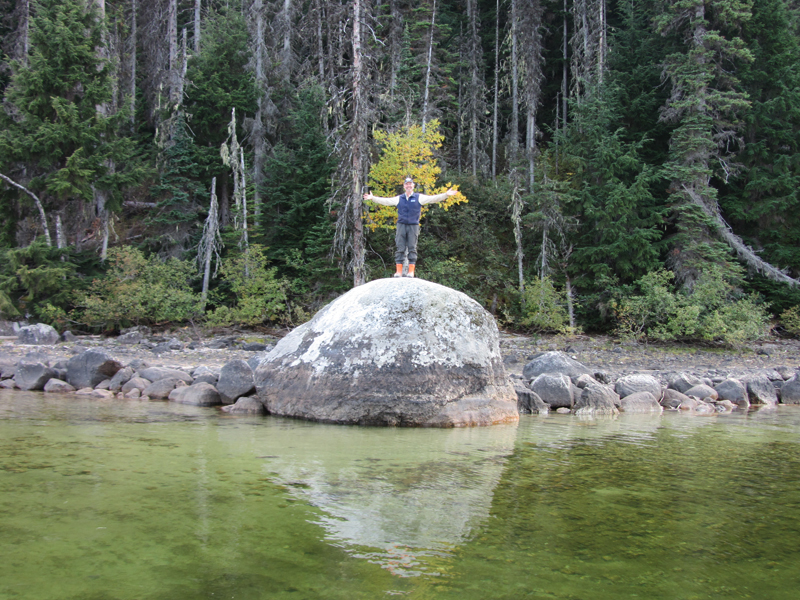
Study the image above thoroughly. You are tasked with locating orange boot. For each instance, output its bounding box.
[393,264,403,278]
[406,264,416,278]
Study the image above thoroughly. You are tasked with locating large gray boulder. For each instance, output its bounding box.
[573,383,619,416]
[522,351,592,383]
[17,323,60,345]
[780,375,800,404]
[715,379,749,408]
[746,374,779,406]
[216,360,255,404]
[66,349,123,390]
[254,278,518,427]
[13,361,57,391]
[615,374,662,400]
[530,373,574,409]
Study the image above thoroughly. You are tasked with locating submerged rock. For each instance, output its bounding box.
[619,391,663,414]
[254,278,518,427]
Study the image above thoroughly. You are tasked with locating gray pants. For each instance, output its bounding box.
[395,223,420,264]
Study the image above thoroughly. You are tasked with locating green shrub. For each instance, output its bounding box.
[205,245,289,326]
[421,257,474,292]
[79,246,201,329]
[612,267,771,346]
[0,239,89,325]
[781,306,800,337]
[520,277,570,333]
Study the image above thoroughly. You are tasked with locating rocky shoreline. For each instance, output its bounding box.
[2,322,800,419]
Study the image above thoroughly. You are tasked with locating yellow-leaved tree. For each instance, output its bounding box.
[366,120,467,231]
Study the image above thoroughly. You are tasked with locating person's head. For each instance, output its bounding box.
[403,176,415,193]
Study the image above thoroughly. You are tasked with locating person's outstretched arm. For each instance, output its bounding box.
[418,189,458,205]
[363,192,400,206]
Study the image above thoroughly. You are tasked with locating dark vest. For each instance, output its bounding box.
[397,193,422,224]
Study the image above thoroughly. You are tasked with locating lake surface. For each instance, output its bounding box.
[2,390,799,600]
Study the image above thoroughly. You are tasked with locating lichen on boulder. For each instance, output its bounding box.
[254,278,518,427]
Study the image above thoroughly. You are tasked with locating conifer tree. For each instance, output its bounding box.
[719,0,800,279]
[0,0,141,249]
[656,0,797,287]
[146,112,204,255]
[184,6,257,227]
[561,91,665,289]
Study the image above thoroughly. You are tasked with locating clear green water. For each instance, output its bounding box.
[2,390,799,600]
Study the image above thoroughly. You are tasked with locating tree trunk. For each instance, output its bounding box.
[565,273,575,331]
[562,0,568,129]
[194,0,201,54]
[279,0,294,82]
[93,0,112,260]
[511,180,525,304]
[178,27,187,105]
[422,0,436,133]
[168,0,178,105]
[240,152,249,251]
[388,0,400,99]
[598,0,606,86]
[510,0,520,163]
[129,0,137,126]
[56,215,66,249]
[16,0,30,64]
[0,173,51,247]
[198,176,222,307]
[250,0,269,228]
[491,0,499,179]
[351,0,366,286]
[467,0,481,178]
[521,0,544,190]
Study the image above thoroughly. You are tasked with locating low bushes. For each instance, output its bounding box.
[610,267,771,346]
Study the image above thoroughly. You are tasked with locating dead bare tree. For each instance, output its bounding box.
[0,173,51,247]
[197,177,223,307]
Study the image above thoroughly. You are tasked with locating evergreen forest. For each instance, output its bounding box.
[2,0,800,344]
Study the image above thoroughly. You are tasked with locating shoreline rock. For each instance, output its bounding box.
[1,326,799,423]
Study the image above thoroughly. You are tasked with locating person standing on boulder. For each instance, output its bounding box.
[363,177,457,278]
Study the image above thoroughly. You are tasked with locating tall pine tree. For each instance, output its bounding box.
[0,0,141,249]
